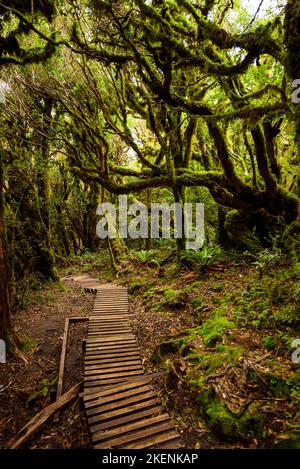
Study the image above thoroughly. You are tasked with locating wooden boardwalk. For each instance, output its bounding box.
[73,276,183,449]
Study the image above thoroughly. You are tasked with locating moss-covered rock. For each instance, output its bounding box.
[128,278,148,294]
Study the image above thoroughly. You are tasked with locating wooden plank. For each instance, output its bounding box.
[94,304,128,306]
[89,320,129,324]
[86,334,134,341]
[93,304,128,307]
[11,383,81,449]
[54,317,70,423]
[85,362,141,371]
[90,313,129,317]
[88,326,130,330]
[122,430,180,449]
[86,335,135,343]
[84,369,143,381]
[86,339,136,346]
[88,398,161,424]
[89,325,130,329]
[85,345,139,354]
[93,308,129,317]
[88,331,132,335]
[94,421,174,449]
[92,413,170,443]
[85,351,140,360]
[85,343,138,350]
[85,351,139,359]
[90,406,162,433]
[88,330,132,335]
[56,318,69,399]
[89,323,130,326]
[94,301,128,303]
[85,385,152,409]
[92,314,128,317]
[89,324,130,328]
[83,377,150,402]
[88,329,131,338]
[85,364,143,375]
[85,377,132,388]
[86,340,136,347]
[94,304,128,307]
[86,390,156,417]
[85,360,142,370]
[86,341,138,348]
[84,368,143,379]
[84,352,140,362]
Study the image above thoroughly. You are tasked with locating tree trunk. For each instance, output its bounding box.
[217,205,228,246]
[173,187,186,258]
[34,98,58,281]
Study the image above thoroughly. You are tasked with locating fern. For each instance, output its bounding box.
[181,245,222,270]
[132,249,159,265]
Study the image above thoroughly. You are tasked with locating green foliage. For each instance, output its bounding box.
[181,246,222,271]
[19,337,38,352]
[192,296,204,318]
[187,345,244,373]
[131,249,159,265]
[162,288,187,308]
[195,316,236,348]
[128,278,148,294]
[26,378,56,406]
[253,247,282,277]
[263,335,276,350]
[147,288,187,311]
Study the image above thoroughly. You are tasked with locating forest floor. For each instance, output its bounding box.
[0,280,93,449]
[0,247,299,449]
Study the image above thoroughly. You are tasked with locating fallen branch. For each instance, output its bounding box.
[54,317,70,423]
[10,382,82,449]
[0,380,12,393]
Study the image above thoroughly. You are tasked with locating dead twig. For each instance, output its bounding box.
[0,380,12,393]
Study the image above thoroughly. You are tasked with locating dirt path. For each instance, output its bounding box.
[0,279,94,449]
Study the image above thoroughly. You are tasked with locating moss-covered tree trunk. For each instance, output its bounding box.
[83,183,100,251]
[34,98,58,280]
[285,0,300,149]
[173,186,186,259]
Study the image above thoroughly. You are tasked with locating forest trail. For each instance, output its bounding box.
[72,275,182,449]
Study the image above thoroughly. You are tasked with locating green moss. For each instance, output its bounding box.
[193,315,236,347]
[146,287,188,311]
[19,337,38,351]
[128,279,148,295]
[192,296,205,318]
[263,335,276,350]
[187,345,244,373]
[192,297,204,309]
[142,286,164,299]
[196,388,265,440]
[163,288,187,308]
